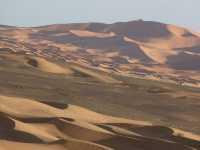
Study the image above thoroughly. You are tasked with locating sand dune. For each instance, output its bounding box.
[0,53,73,75]
[70,65,121,84]
[1,20,200,83]
[70,30,115,38]
[0,53,120,83]
[124,36,178,64]
[0,95,199,150]
[0,20,200,149]
[26,57,73,74]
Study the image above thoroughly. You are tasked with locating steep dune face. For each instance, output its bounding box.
[123,36,178,64]
[106,20,172,41]
[0,95,199,150]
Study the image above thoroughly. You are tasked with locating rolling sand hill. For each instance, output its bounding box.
[0,95,200,150]
[0,20,200,149]
[0,52,199,149]
[0,20,200,86]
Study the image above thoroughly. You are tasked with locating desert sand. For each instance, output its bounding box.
[0,20,200,85]
[0,95,199,150]
[0,20,200,149]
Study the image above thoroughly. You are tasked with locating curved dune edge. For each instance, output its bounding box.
[0,95,199,150]
[70,30,116,38]
[0,53,120,83]
[70,65,121,84]
[25,57,73,74]
[0,53,73,75]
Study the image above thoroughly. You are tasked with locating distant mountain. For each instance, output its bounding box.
[0,20,200,86]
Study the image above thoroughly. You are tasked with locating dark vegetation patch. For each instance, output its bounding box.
[27,58,38,67]
[147,87,171,94]
[72,69,91,78]
[40,101,68,109]
[0,48,13,52]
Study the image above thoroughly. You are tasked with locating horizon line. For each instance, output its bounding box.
[0,19,199,32]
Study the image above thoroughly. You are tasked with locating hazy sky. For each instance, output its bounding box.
[0,0,199,31]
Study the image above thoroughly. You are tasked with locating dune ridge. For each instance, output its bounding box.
[26,57,73,74]
[0,95,199,150]
[0,20,200,149]
[0,20,200,86]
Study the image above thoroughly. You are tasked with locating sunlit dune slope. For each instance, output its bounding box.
[0,95,199,150]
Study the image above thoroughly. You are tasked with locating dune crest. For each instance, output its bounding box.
[0,20,200,86]
[0,20,200,149]
[26,57,73,74]
[70,30,115,38]
[0,95,199,150]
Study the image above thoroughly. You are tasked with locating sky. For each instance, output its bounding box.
[0,0,199,31]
